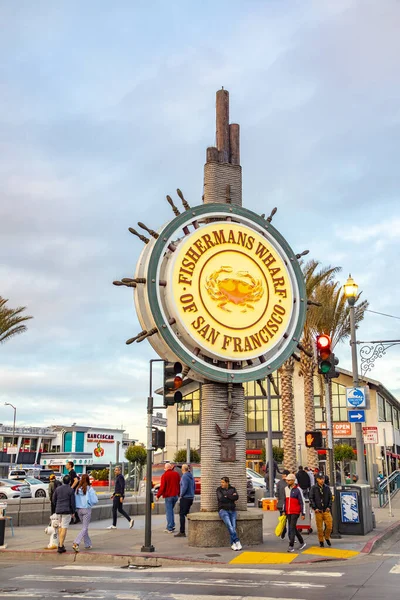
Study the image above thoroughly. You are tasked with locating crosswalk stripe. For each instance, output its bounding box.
[54,565,343,577]
[14,574,325,589]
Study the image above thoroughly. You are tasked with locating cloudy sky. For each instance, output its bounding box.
[1,0,400,443]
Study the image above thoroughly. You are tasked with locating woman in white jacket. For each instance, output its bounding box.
[72,474,97,552]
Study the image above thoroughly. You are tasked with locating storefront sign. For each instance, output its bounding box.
[87,433,115,443]
[321,422,352,437]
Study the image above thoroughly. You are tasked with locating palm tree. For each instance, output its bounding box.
[279,357,297,472]
[312,281,368,481]
[0,297,33,344]
[300,261,341,469]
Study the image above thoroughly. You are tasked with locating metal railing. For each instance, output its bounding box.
[378,469,400,507]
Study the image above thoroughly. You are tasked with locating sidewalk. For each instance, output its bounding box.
[1,504,399,567]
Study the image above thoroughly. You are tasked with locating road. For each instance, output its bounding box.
[1,543,400,600]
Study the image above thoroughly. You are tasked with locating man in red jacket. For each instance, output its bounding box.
[156,463,181,533]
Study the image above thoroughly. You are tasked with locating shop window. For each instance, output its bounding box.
[177,390,200,425]
[75,431,85,452]
[64,432,72,453]
[385,400,393,424]
[314,379,347,423]
[393,409,399,430]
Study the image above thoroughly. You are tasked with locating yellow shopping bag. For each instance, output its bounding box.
[274,514,287,537]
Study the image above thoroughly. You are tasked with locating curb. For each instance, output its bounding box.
[360,519,400,554]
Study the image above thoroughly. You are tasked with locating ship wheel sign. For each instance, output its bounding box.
[131,202,306,383]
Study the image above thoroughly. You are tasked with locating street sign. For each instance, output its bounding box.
[6,446,18,454]
[152,416,167,427]
[348,409,366,423]
[346,387,367,408]
[363,426,378,444]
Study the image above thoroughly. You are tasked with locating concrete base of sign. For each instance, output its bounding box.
[187,511,263,547]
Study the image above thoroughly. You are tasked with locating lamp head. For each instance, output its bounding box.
[343,274,358,306]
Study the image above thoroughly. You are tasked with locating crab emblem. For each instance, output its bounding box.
[205,266,264,312]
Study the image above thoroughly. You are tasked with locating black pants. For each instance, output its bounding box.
[112,496,131,526]
[179,497,193,533]
[287,513,304,547]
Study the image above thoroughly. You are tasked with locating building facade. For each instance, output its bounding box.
[164,365,400,478]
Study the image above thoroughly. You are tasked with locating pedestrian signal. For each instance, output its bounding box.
[152,428,165,449]
[163,361,183,407]
[316,334,339,379]
[305,431,323,448]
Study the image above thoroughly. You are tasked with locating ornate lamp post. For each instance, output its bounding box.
[343,275,367,484]
[4,402,16,468]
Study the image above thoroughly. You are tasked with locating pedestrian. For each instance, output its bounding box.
[309,472,333,548]
[283,473,306,553]
[275,469,289,539]
[156,463,180,533]
[305,467,315,487]
[345,472,352,484]
[48,474,61,515]
[174,464,195,538]
[53,474,76,554]
[72,474,98,552]
[66,461,80,524]
[107,466,134,530]
[296,466,311,498]
[216,476,242,551]
[352,474,359,483]
[264,459,281,484]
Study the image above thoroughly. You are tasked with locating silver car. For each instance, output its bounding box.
[0,479,31,499]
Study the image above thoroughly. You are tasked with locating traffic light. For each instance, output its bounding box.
[305,431,323,448]
[152,428,165,449]
[316,334,339,379]
[163,361,183,407]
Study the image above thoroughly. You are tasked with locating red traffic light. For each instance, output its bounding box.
[316,334,331,350]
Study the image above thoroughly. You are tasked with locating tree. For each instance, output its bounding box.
[0,297,33,344]
[279,357,297,472]
[313,281,368,482]
[334,444,355,463]
[173,448,200,463]
[299,261,340,469]
[125,444,147,465]
[261,445,284,464]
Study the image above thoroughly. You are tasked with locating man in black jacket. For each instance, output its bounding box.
[107,466,134,530]
[53,475,76,553]
[216,477,242,551]
[296,466,311,498]
[309,472,333,547]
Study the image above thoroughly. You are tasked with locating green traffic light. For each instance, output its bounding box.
[320,361,331,374]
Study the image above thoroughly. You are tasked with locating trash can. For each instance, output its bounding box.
[0,518,5,547]
[336,484,373,535]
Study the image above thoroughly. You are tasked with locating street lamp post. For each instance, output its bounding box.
[4,403,16,468]
[343,275,367,484]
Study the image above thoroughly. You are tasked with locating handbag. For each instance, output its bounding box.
[87,486,99,507]
[274,514,287,537]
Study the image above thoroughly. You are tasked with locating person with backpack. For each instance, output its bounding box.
[72,474,98,552]
[48,474,61,515]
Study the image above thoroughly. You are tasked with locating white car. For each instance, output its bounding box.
[23,477,49,499]
[246,468,266,488]
[0,479,29,499]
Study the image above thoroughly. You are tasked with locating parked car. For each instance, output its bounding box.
[0,479,30,499]
[23,477,49,499]
[246,467,266,489]
[247,475,255,503]
[8,469,27,481]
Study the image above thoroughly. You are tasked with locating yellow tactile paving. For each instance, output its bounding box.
[302,546,360,559]
[230,551,298,565]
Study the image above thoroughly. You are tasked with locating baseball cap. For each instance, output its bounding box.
[286,473,296,481]
[316,472,325,479]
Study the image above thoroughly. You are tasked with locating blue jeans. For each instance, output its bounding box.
[219,509,239,544]
[165,496,178,531]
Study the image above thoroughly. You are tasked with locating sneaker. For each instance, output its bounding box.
[320,541,324,547]
[299,542,306,550]
[235,541,242,550]
[325,539,332,547]
[231,543,238,550]
[57,546,66,554]
[84,546,92,550]
[72,543,79,552]
[107,525,117,530]
[164,529,175,533]
[129,519,134,529]
[174,532,186,537]
[287,546,295,553]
